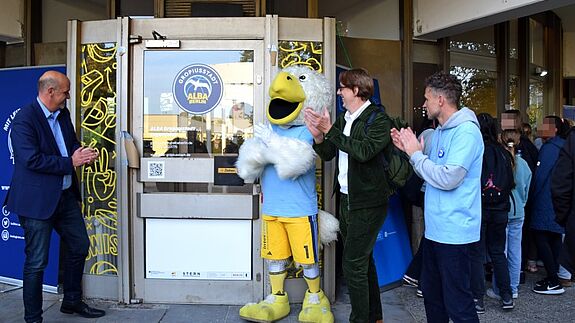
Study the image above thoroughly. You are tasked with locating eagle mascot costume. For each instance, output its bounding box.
[237,65,338,323]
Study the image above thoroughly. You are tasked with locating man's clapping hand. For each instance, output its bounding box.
[72,147,99,167]
[391,127,423,157]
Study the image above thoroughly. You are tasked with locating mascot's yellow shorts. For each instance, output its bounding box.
[261,214,318,265]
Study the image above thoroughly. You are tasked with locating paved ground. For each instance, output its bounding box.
[1,269,573,322]
[396,269,575,322]
[0,279,415,323]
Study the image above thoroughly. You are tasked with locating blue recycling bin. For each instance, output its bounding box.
[373,194,413,290]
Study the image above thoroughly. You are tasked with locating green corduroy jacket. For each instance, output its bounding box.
[313,103,393,210]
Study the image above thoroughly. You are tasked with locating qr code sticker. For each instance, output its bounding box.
[148,161,165,179]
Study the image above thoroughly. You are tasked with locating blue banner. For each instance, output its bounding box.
[1,65,65,292]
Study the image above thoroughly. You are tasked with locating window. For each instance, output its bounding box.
[450,26,497,115]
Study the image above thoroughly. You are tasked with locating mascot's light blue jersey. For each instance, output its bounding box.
[261,125,318,217]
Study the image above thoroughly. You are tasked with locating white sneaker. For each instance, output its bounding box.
[402,274,419,288]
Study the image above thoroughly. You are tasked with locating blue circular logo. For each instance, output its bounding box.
[172,64,224,115]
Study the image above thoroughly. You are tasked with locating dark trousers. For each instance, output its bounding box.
[470,209,512,300]
[339,194,387,323]
[534,230,563,284]
[421,239,479,323]
[19,189,90,323]
[522,206,538,268]
[405,237,423,281]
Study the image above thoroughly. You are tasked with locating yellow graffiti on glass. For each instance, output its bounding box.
[89,261,118,275]
[278,41,323,73]
[80,42,118,276]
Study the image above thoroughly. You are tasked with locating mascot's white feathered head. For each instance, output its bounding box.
[267,65,332,126]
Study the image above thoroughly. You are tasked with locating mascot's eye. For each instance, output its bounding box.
[299,75,307,81]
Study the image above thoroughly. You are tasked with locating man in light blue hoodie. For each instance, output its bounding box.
[392,72,483,323]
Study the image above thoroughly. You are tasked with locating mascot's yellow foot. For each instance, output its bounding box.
[239,293,290,323]
[298,290,334,323]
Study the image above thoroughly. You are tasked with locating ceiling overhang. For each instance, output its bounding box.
[414,0,575,40]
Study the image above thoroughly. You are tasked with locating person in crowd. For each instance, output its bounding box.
[304,68,391,323]
[539,118,573,287]
[552,126,575,277]
[501,111,538,172]
[531,116,568,295]
[391,71,482,323]
[500,110,539,274]
[489,129,532,301]
[3,71,105,323]
[471,113,514,312]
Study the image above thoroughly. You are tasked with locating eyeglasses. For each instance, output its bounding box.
[338,85,349,91]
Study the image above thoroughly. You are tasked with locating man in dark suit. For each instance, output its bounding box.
[4,71,105,323]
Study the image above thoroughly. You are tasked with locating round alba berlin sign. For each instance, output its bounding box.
[172,64,224,115]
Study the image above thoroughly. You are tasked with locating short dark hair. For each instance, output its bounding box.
[339,68,374,101]
[424,71,462,107]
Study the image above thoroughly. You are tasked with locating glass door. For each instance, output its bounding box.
[131,39,265,304]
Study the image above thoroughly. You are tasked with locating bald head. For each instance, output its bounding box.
[38,71,68,93]
[38,71,70,112]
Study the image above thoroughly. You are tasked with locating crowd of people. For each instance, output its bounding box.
[397,73,575,321]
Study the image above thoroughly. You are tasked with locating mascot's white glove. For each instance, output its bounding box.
[236,135,270,183]
[237,123,316,181]
[266,134,315,180]
[236,123,273,182]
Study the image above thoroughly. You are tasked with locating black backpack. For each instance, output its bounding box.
[481,142,515,211]
[364,104,414,195]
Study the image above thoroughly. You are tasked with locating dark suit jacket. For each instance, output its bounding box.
[4,100,81,219]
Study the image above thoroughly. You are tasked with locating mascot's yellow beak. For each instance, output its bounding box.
[267,71,306,125]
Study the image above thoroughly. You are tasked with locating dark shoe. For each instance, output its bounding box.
[416,289,423,298]
[532,280,565,295]
[60,301,106,318]
[474,298,485,314]
[501,297,514,310]
[535,278,549,288]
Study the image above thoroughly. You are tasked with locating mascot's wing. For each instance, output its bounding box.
[318,210,339,247]
[236,138,269,183]
[265,134,316,180]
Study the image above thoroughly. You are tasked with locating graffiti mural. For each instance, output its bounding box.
[79,43,118,276]
[278,41,323,72]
